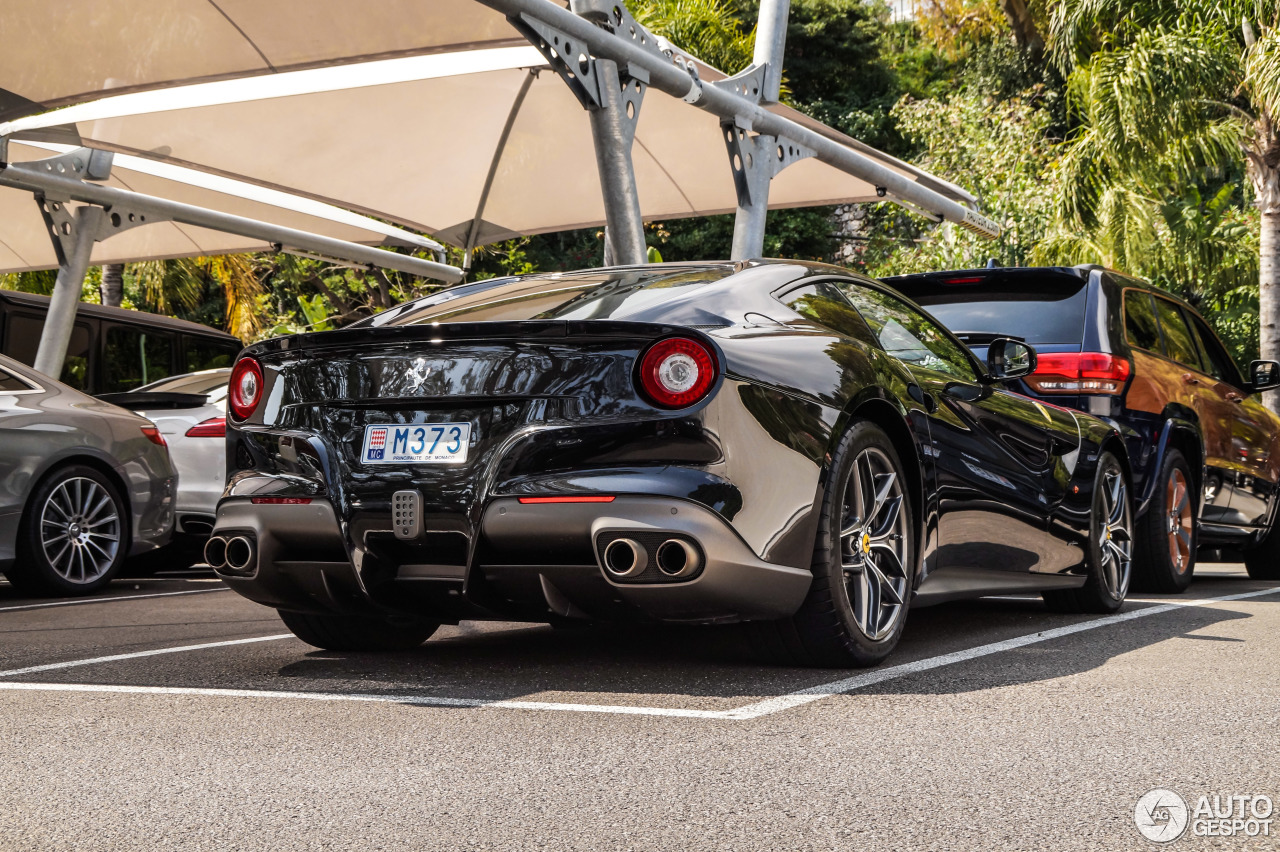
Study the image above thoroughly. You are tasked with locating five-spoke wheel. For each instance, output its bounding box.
[1044,451,1132,613]
[839,446,910,642]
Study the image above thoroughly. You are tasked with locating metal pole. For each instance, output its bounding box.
[33,206,103,378]
[754,0,790,105]
[588,57,648,266]
[480,0,1000,238]
[570,0,648,266]
[0,163,465,283]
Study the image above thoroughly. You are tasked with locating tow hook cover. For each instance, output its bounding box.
[392,490,422,540]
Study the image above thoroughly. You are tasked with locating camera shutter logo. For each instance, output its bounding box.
[1136,789,1190,843]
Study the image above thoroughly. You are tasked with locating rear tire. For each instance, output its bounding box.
[1042,451,1132,614]
[5,465,128,597]
[1132,448,1196,593]
[1244,525,1280,580]
[749,420,915,667]
[277,610,439,652]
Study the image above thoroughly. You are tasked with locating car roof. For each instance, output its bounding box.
[0,289,241,342]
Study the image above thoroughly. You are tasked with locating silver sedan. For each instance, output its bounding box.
[0,354,176,595]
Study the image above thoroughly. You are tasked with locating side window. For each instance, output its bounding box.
[184,337,240,372]
[838,284,978,380]
[780,282,874,341]
[0,368,32,392]
[104,326,174,392]
[6,315,91,389]
[1124,291,1161,352]
[1188,314,1244,386]
[1153,297,1200,369]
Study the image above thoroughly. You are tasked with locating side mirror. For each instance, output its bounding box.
[985,338,1037,382]
[1250,360,1280,392]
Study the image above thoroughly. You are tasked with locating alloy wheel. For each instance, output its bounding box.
[39,477,121,584]
[1166,469,1192,573]
[1100,469,1133,599]
[839,447,909,641]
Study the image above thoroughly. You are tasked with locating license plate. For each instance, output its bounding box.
[361,423,471,464]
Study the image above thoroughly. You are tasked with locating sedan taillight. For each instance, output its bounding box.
[140,426,167,447]
[1025,353,1131,395]
[636,337,718,409]
[228,357,264,421]
[185,416,227,438]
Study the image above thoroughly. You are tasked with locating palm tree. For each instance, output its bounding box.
[134,254,265,340]
[1050,1,1280,404]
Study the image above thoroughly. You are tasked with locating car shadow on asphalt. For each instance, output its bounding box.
[265,576,1276,704]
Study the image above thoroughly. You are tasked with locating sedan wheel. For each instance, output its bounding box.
[839,447,910,642]
[750,420,916,667]
[6,465,128,596]
[1044,451,1132,614]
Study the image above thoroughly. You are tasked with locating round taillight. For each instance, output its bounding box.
[228,358,264,421]
[637,337,718,409]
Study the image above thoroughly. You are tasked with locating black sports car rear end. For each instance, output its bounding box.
[211,261,1133,666]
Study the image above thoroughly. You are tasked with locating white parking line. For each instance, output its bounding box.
[0,587,1275,719]
[0,634,292,678]
[0,587,229,613]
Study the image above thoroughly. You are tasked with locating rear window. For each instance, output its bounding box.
[368,266,734,327]
[890,274,1088,346]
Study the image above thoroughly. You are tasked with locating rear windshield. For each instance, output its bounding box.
[891,275,1088,346]
[366,266,735,327]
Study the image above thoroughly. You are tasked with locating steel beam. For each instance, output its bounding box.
[477,0,1000,239]
[753,0,790,105]
[33,205,102,377]
[0,160,465,283]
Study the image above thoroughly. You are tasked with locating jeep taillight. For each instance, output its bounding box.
[1025,353,1131,395]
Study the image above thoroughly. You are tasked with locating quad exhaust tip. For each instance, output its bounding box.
[656,539,701,578]
[602,538,647,578]
[224,536,255,572]
[204,536,228,570]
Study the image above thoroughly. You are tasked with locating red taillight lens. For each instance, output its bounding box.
[185,416,226,438]
[140,426,167,447]
[228,357,264,421]
[1026,353,1131,395]
[637,337,718,409]
[517,495,616,504]
[250,497,313,505]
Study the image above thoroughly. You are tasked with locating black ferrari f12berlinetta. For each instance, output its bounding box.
[208,260,1133,666]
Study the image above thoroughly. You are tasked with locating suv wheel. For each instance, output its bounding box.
[1243,523,1280,580]
[5,465,128,596]
[1044,452,1132,613]
[1133,448,1196,593]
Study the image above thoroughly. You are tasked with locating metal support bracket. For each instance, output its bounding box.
[510,13,604,108]
[722,120,814,259]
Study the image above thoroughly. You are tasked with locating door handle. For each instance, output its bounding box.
[1182,373,1200,386]
[1226,392,1244,404]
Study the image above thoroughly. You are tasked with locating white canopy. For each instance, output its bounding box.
[2,44,978,249]
[0,140,442,274]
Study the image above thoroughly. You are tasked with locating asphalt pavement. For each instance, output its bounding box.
[0,564,1277,851]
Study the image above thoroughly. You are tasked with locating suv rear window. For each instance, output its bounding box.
[889,274,1088,346]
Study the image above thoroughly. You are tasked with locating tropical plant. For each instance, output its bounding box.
[1049,0,1280,402]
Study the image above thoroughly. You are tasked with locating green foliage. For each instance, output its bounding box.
[632,0,755,73]
[868,90,1059,275]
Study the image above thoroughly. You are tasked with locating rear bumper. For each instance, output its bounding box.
[211,493,811,624]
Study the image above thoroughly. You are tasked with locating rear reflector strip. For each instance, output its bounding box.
[249,497,313,505]
[517,496,616,504]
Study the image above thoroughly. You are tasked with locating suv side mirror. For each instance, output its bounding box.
[1250,360,1280,392]
[985,338,1037,382]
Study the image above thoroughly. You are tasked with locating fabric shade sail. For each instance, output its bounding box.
[3,45,978,251]
[0,140,442,274]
